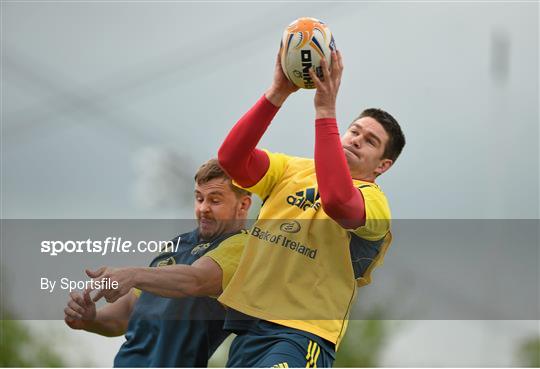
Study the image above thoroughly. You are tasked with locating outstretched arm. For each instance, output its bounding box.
[218,52,298,187]
[309,51,366,229]
[132,257,222,298]
[89,256,223,303]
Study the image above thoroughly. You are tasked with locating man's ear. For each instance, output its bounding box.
[375,158,393,176]
[239,196,252,213]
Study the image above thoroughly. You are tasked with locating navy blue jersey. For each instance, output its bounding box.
[114,229,238,367]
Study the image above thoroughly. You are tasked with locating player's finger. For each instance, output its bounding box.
[64,306,82,320]
[328,52,341,85]
[70,291,85,306]
[331,50,340,77]
[308,67,323,89]
[337,49,344,70]
[86,267,106,279]
[93,289,105,303]
[320,56,330,79]
[83,288,93,305]
[68,300,85,315]
[335,51,344,81]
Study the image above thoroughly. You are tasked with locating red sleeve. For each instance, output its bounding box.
[218,95,280,188]
[314,118,366,229]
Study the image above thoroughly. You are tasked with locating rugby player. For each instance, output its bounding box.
[63,159,251,367]
[215,50,405,367]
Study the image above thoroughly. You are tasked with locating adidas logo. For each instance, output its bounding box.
[286,187,321,212]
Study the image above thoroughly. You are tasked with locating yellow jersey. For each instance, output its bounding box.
[205,230,249,292]
[218,151,392,348]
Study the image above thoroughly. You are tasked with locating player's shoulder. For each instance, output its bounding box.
[260,150,313,183]
[354,180,382,190]
[354,180,391,217]
[265,149,313,169]
[355,181,388,199]
[264,149,311,163]
[289,155,313,165]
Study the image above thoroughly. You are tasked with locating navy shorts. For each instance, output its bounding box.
[226,321,335,368]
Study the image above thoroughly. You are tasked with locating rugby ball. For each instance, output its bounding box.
[280,17,336,89]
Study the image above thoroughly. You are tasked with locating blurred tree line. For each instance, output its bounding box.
[2,313,539,367]
[0,315,64,367]
[334,311,394,367]
[515,336,540,367]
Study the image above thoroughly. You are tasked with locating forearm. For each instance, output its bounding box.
[83,294,134,337]
[264,86,293,107]
[315,118,365,229]
[132,265,202,298]
[217,94,279,187]
[84,315,128,337]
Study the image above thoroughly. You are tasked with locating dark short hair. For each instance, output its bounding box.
[194,158,251,198]
[355,108,405,162]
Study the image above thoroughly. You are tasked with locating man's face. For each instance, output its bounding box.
[341,116,393,181]
[194,178,249,241]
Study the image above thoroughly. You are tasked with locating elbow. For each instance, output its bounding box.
[183,274,205,297]
[189,283,207,297]
[321,197,365,230]
[320,194,347,219]
[217,150,252,188]
[320,199,339,219]
[185,286,204,297]
[217,145,235,173]
[111,321,129,337]
[189,271,222,297]
[321,201,346,225]
[218,148,243,185]
[184,271,216,297]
